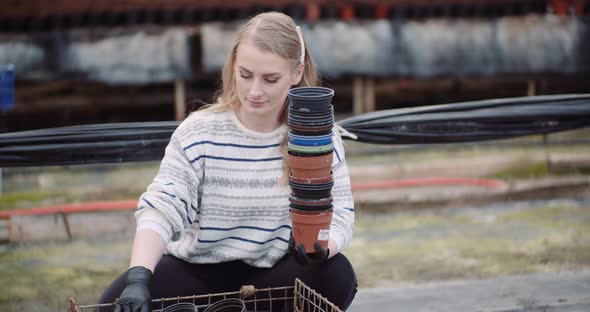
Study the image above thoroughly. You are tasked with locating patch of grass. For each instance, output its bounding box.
[346,203,590,287]
[0,191,66,211]
[496,204,587,228]
[0,239,131,311]
[488,161,549,180]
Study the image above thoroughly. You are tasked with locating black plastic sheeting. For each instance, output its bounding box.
[0,122,179,167]
[0,94,589,167]
[338,94,590,144]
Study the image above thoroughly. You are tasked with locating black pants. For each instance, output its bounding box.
[99,253,357,311]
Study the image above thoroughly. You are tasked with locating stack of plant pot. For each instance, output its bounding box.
[286,87,335,253]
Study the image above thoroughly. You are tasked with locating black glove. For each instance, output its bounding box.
[289,236,330,265]
[115,266,152,312]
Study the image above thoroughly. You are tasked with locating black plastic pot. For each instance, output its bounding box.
[288,87,334,113]
[291,190,332,200]
[289,108,334,119]
[288,117,334,128]
[289,125,333,136]
[290,195,332,203]
[290,203,333,212]
[289,180,334,189]
[287,149,333,157]
[289,105,334,117]
[162,302,198,312]
[203,298,246,312]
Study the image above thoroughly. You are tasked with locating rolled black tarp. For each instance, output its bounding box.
[338,94,590,144]
[0,94,589,167]
[0,122,179,167]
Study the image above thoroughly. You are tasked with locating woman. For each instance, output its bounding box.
[100,11,356,311]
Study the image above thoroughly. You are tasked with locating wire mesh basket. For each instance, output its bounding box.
[68,278,342,312]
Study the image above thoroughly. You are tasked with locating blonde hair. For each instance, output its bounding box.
[201,11,321,181]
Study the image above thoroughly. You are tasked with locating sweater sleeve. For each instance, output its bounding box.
[135,126,204,243]
[329,131,355,253]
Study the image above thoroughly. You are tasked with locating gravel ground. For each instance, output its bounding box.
[1,133,589,312]
[1,197,589,311]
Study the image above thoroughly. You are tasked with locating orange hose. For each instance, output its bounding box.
[0,200,137,219]
[0,177,506,219]
[351,177,507,191]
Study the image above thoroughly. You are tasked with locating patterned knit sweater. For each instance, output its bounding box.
[135,110,355,268]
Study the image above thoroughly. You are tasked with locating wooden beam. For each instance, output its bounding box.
[353,76,364,115]
[174,79,186,121]
[14,80,74,99]
[364,77,376,112]
[527,79,536,96]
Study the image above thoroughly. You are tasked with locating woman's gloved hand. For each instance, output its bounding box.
[115,266,152,312]
[289,236,329,265]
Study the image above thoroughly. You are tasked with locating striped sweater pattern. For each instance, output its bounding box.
[136,110,355,268]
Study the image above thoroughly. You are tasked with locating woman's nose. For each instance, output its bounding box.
[249,79,263,98]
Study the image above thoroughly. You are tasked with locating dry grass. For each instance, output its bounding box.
[346,202,590,287]
[1,201,589,311]
[1,130,589,311]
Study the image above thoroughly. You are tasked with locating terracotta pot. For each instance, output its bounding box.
[289,171,333,184]
[290,209,333,253]
[287,152,333,179]
[290,207,333,215]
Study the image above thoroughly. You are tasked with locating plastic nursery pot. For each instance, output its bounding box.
[288,112,334,123]
[287,142,334,155]
[290,194,332,203]
[288,131,332,141]
[289,179,334,189]
[162,302,198,312]
[288,114,334,126]
[288,135,333,147]
[288,149,333,157]
[288,87,334,113]
[288,118,334,128]
[289,123,333,131]
[290,207,333,215]
[203,298,246,312]
[289,171,333,184]
[290,201,333,211]
[289,104,333,116]
[290,126,333,136]
[287,152,333,179]
[288,108,333,118]
[290,209,333,253]
[290,183,334,200]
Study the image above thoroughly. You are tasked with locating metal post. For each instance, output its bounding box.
[61,212,72,240]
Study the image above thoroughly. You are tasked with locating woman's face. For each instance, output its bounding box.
[234,40,302,124]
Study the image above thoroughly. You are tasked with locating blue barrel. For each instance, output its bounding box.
[0,64,15,111]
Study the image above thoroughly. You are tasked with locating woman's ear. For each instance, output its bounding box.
[292,63,304,86]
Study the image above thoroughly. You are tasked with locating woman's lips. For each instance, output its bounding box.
[248,100,266,107]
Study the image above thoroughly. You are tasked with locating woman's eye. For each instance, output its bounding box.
[240,73,252,79]
[266,78,279,83]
